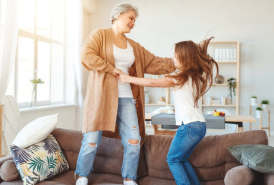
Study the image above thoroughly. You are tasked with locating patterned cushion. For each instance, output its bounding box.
[10,134,69,185]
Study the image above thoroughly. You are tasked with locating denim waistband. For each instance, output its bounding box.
[181,121,206,126]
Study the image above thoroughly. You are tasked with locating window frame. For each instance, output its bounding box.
[11,0,65,108]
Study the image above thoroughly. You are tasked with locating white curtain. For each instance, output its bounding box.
[65,0,84,131]
[0,0,19,96]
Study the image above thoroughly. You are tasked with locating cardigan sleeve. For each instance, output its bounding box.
[81,29,114,73]
[143,46,176,75]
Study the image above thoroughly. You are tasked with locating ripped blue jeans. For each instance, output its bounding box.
[75,98,141,180]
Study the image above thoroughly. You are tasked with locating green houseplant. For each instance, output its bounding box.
[29,78,44,107]
[227,78,237,104]
[251,96,257,106]
[261,100,269,110]
[256,107,263,118]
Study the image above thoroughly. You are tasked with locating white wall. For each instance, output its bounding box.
[87,0,274,132]
[20,105,77,130]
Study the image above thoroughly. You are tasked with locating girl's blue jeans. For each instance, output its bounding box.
[75,98,141,180]
[167,121,206,185]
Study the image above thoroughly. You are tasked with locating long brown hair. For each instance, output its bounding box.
[167,37,219,107]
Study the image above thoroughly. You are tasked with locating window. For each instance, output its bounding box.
[7,0,65,107]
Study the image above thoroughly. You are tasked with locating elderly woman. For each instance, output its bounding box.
[75,2,175,185]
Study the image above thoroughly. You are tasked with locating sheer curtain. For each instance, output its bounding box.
[0,0,19,156]
[0,0,19,96]
[64,0,84,131]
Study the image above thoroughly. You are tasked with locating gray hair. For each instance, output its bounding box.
[110,2,139,24]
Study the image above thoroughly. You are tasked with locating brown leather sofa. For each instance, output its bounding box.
[0,128,273,185]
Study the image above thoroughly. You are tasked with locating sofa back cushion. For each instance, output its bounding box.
[51,128,147,178]
[144,130,268,180]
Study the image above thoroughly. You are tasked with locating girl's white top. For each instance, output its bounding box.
[171,70,205,125]
[113,41,135,97]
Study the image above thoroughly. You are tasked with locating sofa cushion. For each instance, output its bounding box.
[0,160,20,181]
[138,176,176,185]
[144,130,267,180]
[51,128,147,178]
[0,179,68,185]
[47,170,124,185]
[10,134,69,185]
[228,144,274,174]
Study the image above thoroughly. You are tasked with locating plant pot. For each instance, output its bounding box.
[145,93,150,104]
[251,98,257,106]
[256,110,262,118]
[262,104,268,111]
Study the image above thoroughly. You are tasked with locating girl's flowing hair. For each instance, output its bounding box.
[167,37,219,107]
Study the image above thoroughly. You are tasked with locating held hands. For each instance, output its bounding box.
[112,68,123,77]
[118,74,131,84]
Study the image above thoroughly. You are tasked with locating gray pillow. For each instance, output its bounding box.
[227,144,274,174]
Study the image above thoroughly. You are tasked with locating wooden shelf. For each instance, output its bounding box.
[201,41,240,115]
[209,84,228,86]
[210,41,238,44]
[217,62,237,64]
[145,103,174,106]
[202,105,236,107]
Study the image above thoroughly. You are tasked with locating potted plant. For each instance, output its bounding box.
[251,96,257,106]
[261,100,269,110]
[256,107,263,118]
[227,78,237,104]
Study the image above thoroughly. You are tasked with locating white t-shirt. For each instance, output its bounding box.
[171,71,205,125]
[113,41,135,97]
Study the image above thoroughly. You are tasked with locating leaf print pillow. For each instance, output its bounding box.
[10,134,69,185]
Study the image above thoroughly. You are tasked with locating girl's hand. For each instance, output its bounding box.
[119,74,131,84]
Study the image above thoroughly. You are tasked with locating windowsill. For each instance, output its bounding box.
[19,103,78,113]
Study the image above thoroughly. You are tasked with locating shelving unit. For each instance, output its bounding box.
[250,104,270,136]
[200,41,240,115]
[145,87,173,107]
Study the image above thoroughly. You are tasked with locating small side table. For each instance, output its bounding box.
[250,105,270,136]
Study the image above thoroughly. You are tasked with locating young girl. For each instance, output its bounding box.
[118,37,219,185]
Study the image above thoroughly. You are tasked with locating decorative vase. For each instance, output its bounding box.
[251,98,257,106]
[262,104,268,111]
[29,85,37,107]
[256,110,262,118]
[145,93,150,104]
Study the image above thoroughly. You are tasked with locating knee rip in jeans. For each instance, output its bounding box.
[127,139,140,145]
[88,143,97,148]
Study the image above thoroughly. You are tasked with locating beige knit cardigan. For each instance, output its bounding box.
[81,28,175,145]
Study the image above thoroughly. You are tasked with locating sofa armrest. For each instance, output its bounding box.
[264,174,274,185]
[0,155,13,167]
[0,155,13,183]
[224,165,263,185]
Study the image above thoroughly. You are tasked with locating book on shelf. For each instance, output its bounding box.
[229,49,233,62]
[218,49,223,62]
[221,96,226,105]
[215,49,219,61]
[222,49,226,62]
[233,49,237,62]
[225,49,230,62]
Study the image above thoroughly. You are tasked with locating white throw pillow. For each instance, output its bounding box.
[12,114,58,148]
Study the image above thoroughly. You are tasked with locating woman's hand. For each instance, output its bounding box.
[112,68,124,77]
[119,74,131,84]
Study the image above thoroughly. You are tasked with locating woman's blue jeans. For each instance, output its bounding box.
[75,98,141,180]
[167,121,206,185]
